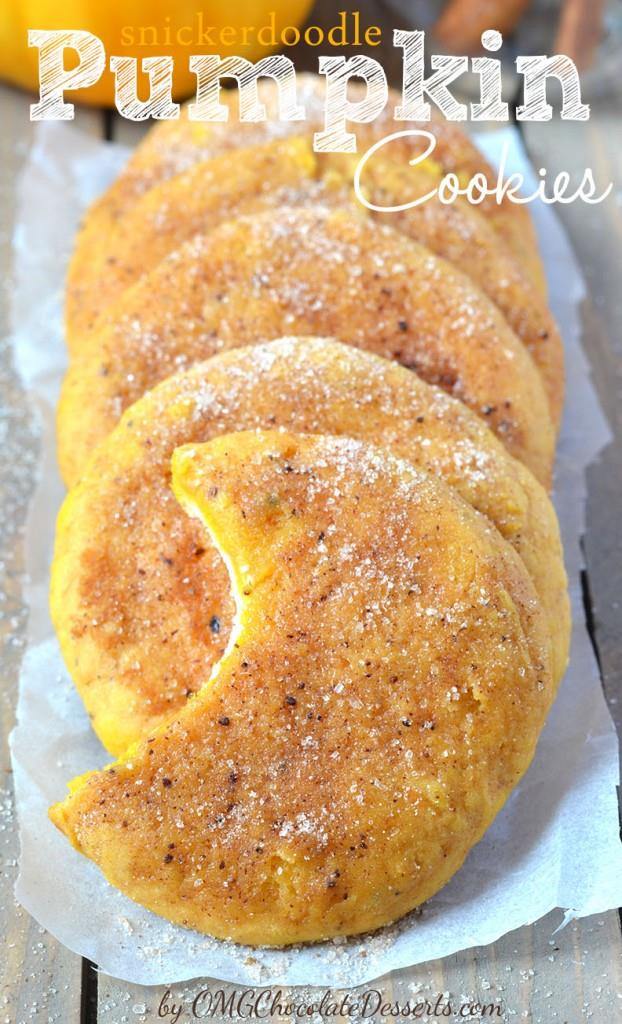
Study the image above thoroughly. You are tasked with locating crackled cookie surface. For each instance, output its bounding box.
[50,430,555,946]
[58,207,555,488]
[65,136,562,428]
[51,338,568,756]
[74,74,544,295]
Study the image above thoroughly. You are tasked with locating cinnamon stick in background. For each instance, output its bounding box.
[555,0,606,70]
[434,0,532,53]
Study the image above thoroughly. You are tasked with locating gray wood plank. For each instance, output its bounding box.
[521,105,622,742]
[0,83,84,1023]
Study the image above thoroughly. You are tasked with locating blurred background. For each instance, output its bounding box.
[1,0,620,107]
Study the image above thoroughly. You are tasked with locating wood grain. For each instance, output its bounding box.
[0,83,83,1024]
[521,107,622,744]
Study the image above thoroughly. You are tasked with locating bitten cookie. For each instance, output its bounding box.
[50,429,555,946]
[51,338,568,756]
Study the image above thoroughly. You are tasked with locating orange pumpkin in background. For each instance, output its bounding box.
[0,0,314,107]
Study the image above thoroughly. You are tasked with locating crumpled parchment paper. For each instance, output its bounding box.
[8,121,622,987]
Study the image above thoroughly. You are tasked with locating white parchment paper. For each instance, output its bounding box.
[8,122,622,987]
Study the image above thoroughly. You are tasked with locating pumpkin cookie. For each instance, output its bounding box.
[65,136,325,344]
[65,137,562,427]
[50,429,555,946]
[58,207,555,488]
[51,338,568,757]
[72,74,544,297]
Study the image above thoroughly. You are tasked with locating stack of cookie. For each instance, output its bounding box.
[49,75,569,947]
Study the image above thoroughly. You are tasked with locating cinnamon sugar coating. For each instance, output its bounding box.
[70,74,544,302]
[58,207,555,488]
[65,136,562,426]
[50,430,555,946]
[51,339,568,756]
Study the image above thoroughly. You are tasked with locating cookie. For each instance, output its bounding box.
[51,338,568,756]
[57,207,555,487]
[50,429,555,946]
[73,74,544,295]
[65,138,562,427]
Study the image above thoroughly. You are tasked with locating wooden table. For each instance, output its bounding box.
[1,8,621,1021]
